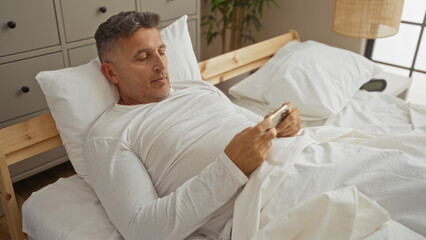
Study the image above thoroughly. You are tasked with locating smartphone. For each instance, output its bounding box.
[268,105,289,128]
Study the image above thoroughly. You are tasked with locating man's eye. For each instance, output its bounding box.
[138,56,148,62]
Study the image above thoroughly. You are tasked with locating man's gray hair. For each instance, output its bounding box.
[95,11,160,62]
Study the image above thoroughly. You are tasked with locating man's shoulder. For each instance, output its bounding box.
[171,79,215,90]
[86,105,130,141]
[171,80,224,97]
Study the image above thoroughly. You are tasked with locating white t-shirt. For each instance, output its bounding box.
[85,80,263,240]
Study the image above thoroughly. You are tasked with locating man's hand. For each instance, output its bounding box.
[225,118,277,175]
[265,102,301,138]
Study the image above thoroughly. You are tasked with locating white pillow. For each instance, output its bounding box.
[229,40,382,120]
[36,15,201,181]
[162,16,202,82]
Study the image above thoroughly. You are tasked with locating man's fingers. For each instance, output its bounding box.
[276,108,299,132]
[277,118,301,137]
[262,127,277,140]
[274,105,301,138]
[277,128,298,137]
[278,102,293,113]
[252,118,272,135]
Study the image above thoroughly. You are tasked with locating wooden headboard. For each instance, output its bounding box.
[200,30,299,85]
[0,30,299,240]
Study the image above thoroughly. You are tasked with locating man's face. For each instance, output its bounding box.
[102,27,170,105]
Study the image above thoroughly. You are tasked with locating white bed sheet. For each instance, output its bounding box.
[233,90,426,134]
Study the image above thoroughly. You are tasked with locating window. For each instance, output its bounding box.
[365,0,426,81]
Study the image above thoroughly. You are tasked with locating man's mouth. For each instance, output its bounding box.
[151,76,167,84]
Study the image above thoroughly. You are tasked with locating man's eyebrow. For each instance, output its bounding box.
[133,44,167,59]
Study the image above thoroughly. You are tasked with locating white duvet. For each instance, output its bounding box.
[24,126,426,240]
[234,90,426,134]
[232,126,426,239]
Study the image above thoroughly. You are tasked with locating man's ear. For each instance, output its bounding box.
[101,62,119,84]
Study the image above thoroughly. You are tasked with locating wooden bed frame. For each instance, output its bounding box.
[0,30,299,240]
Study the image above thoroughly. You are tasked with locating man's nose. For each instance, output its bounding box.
[153,54,166,72]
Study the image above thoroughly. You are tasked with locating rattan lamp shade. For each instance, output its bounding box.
[332,0,404,39]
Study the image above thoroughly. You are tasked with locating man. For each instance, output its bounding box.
[85,11,301,240]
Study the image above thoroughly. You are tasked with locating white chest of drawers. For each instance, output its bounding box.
[0,0,200,215]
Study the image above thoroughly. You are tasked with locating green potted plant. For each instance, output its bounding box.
[202,0,279,53]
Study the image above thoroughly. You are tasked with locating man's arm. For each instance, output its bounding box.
[85,139,247,240]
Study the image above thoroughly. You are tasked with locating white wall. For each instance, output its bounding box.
[200,0,365,61]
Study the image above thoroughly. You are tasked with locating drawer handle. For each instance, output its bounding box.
[7,21,16,29]
[99,6,107,13]
[21,86,30,93]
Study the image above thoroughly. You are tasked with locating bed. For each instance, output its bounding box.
[0,15,425,240]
